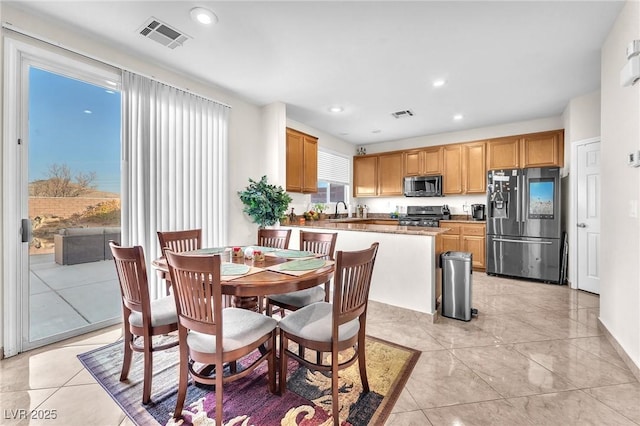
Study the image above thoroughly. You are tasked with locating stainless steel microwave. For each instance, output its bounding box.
[403,175,443,197]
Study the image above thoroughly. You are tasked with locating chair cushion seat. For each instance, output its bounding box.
[187,308,278,353]
[267,286,325,308]
[278,302,360,343]
[129,296,177,328]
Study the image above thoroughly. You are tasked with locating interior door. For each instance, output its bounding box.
[576,141,601,294]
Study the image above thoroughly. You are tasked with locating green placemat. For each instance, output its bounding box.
[245,246,277,253]
[279,259,326,271]
[186,247,226,255]
[221,263,251,276]
[274,249,315,258]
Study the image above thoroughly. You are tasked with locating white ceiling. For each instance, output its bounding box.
[9,1,625,145]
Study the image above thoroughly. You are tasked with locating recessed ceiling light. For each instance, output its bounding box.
[329,106,344,113]
[432,79,446,87]
[190,7,218,25]
[453,114,463,120]
[372,129,382,134]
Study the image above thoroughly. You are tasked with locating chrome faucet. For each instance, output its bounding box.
[334,201,347,219]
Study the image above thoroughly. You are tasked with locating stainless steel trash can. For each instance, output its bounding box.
[440,251,475,321]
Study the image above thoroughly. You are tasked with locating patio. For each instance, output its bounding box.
[29,253,121,341]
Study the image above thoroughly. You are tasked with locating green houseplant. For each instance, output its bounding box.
[238,176,292,228]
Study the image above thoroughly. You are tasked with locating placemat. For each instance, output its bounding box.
[244,246,277,253]
[220,264,264,281]
[184,247,227,255]
[266,260,334,276]
[268,249,316,259]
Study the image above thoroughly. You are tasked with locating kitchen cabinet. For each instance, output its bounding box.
[442,144,463,194]
[487,136,520,170]
[404,146,443,176]
[353,155,378,197]
[443,142,485,195]
[487,130,564,170]
[463,142,486,194]
[438,221,486,271]
[354,152,403,197]
[378,152,404,196]
[286,128,318,193]
[521,130,563,168]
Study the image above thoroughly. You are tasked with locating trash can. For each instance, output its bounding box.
[440,251,476,321]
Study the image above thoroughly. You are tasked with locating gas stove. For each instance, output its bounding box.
[398,205,450,227]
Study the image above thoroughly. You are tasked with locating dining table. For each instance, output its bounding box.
[152,246,335,312]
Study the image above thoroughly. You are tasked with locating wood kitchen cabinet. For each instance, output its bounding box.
[463,142,486,194]
[443,144,463,194]
[377,152,404,196]
[521,130,564,168]
[438,221,486,271]
[354,152,403,197]
[443,142,485,195]
[404,146,443,176]
[353,155,378,197]
[487,130,564,170]
[286,128,318,193]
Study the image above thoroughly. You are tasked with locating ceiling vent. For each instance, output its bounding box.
[139,18,190,49]
[391,109,415,119]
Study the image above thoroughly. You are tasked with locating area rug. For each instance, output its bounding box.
[78,335,419,425]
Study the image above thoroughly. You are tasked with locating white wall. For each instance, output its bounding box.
[358,116,564,215]
[600,0,640,369]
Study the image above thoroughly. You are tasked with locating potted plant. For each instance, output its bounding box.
[314,203,327,220]
[238,176,292,228]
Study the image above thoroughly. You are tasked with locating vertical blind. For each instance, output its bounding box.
[121,71,230,298]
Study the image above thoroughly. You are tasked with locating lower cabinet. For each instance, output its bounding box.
[438,221,486,271]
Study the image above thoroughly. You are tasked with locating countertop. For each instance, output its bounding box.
[284,219,448,237]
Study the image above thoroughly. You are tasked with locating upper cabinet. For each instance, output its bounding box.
[377,152,404,196]
[463,141,486,194]
[353,152,403,197]
[286,128,318,193]
[521,130,564,168]
[487,130,564,170]
[353,155,378,197]
[403,146,443,176]
[443,144,463,194]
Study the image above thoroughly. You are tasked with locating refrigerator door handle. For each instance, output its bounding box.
[515,173,521,224]
[493,238,553,245]
[520,173,525,223]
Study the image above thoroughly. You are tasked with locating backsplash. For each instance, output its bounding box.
[356,194,486,216]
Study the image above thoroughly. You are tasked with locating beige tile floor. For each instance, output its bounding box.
[1,272,638,425]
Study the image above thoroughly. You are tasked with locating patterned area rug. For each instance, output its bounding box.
[78,335,419,425]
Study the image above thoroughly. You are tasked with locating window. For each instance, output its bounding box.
[310,149,350,204]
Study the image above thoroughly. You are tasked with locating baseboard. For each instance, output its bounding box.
[598,318,640,382]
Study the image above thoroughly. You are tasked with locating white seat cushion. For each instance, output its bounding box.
[268,286,325,308]
[128,296,177,328]
[187,308,278,353]
[278,302,360,343]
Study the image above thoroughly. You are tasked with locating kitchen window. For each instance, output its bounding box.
[310,149,350,204]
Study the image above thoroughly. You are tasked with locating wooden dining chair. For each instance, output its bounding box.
[278,242,379,426]
[108,241,179,405]
[165,251,278,425]
[257,228,291,249]
[265,231,338,316]
[157,228,202,256]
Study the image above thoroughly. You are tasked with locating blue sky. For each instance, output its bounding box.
[29,67,121,193]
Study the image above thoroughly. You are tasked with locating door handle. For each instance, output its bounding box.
[577,223,587,228]
[493,238,553,245]
[21,218,32,243]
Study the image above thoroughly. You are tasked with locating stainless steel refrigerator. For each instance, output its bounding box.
[486,167,563,283]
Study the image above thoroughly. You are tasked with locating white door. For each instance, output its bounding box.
[576,141,601,294]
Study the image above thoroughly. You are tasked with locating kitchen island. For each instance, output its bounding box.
[282,219,448,319]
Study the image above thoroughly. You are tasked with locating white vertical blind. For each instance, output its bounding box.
[121,71,230,298]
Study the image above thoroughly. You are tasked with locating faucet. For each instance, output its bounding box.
[334,201,347,219]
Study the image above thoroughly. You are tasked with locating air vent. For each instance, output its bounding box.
[391,109,415,119]
[139,18,190,49]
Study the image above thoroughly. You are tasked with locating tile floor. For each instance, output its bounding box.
[0,272,638,425]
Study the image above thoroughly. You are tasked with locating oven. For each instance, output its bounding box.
[399,205,450,227]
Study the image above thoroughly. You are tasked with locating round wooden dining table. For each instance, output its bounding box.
[152,249,335,311]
